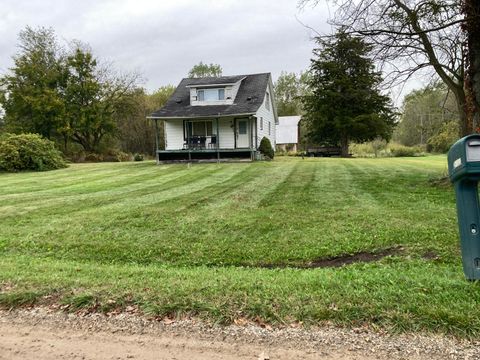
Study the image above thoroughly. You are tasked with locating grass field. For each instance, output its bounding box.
[1,156,479,336]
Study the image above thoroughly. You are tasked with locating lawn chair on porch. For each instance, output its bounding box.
[184,136,198,150]
[209,135,217,149]
[199,136,206,149]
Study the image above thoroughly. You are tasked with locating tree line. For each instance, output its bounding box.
[2,0,479,159]
[0,27,234,160]
[0,27,175,158]
[274,0,479,155]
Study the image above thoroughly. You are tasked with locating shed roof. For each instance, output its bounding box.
[276,116,301,144]
[149,73,271,119]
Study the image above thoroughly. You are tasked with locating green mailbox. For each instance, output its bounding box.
[448,134,480,280]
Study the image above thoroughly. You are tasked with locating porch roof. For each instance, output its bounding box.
[148,73,270,119]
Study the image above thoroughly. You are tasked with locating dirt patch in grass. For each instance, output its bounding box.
[422,251,440,260]
[304,247,404,268]
[258,247,404,269]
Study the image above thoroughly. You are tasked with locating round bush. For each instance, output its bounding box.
[0,133,67,172]
[102,150,132,162]
[84,152,104,162]
[258,137,275,159]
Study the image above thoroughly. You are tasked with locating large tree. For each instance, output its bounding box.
[0,27,65,139]
[188,61,222,78]
[63,48,110,152]
[301,0,468,135]
[63,46,139,152]
[302,30,395,157]
[1,27,140,154]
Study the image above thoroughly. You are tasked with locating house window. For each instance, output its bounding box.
[268,121,271,135]
[197,88,225,101]
[238,121,247,135]
[265,92,270,111]
[186,120,213,137]
[260,117,263,130]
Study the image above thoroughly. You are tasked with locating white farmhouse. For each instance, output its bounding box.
[148,73,278,162]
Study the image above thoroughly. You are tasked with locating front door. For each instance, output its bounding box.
[236,119,249,148]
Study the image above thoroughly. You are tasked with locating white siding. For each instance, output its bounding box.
[218,118,235,149]
[164,120,185,150]
[254,82,277,148]
[189,88,196,103]
[164,118,237,150]
[276,116,301,144]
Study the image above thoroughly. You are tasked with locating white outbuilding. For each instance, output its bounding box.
[275,115,302,152]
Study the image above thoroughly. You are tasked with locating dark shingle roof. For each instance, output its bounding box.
[149,73,271,118]
[183,75,247,86]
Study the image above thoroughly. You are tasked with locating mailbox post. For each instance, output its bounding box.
[448,134,480,280]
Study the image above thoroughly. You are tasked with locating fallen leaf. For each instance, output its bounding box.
[163,318,175,325]
[234,317,248,326]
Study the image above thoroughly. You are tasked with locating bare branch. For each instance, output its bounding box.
[300,0,469,133]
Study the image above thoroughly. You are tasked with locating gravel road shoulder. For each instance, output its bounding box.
[0,308,478,359]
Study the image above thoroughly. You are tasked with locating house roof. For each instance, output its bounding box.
[276,116,301,144]
[184,75,246,87]
[149,73,271,119]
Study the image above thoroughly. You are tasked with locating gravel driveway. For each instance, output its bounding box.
[0,308,478,359]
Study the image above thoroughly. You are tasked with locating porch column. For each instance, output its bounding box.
[249,117,252,149]
[249,117,254,161]
[154,119,159,164]
[254,116,258,161]
[216,118,220,162]
[253,116,258,150]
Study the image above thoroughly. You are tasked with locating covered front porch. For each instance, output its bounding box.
[156,148,256,162]
[154,116,258,162]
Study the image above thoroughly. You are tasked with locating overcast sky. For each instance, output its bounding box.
[0,0,335,92]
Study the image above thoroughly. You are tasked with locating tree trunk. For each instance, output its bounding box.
[340,135,349,157]
[72,134,94,153]
[455,90,471,136]
[464,0,480,134]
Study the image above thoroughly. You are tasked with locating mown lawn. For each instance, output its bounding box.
[1,156,478,336]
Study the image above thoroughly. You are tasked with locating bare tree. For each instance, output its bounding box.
[300,1,471,135]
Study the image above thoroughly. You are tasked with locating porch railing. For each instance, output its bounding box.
[183,135,218,150]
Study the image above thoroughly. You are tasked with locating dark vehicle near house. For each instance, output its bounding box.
[306,146,342,157]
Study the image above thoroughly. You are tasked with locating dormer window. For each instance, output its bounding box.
[197,88,225,101]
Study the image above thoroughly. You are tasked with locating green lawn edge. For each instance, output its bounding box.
[1,156,477,337]
[1,254,479,338]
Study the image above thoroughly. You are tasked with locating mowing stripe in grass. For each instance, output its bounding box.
[0,163,217,213]
[2,162,294,265]
[1,156,475,336]
[0,162,154,194]
[1,162,245,222]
